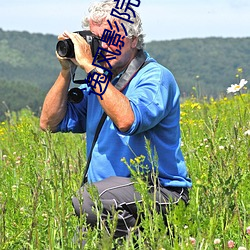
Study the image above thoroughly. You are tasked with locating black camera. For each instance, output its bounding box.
[56,30,101,58]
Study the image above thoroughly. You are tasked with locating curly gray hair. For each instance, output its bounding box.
[82,0,145,49]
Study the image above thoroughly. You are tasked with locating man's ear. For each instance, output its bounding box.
[131,36,139,49]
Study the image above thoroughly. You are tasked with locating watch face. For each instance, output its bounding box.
[96,68,104,74]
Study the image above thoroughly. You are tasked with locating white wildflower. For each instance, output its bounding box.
[227,79,248,93]
[238,247,246,250]
[189,237,196,245]
[214,238,221,244]
[244,130,250,136]
[12,185,18,192]
[246,226,250,235]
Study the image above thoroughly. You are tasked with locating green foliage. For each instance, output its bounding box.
[0,29,60,92]
[0,29,61,121]
[0,79,46,121]
[180,94,250,249]
[0,109,85,249]
[0,93,249,249]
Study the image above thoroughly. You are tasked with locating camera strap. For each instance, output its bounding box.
[81,50,150,186]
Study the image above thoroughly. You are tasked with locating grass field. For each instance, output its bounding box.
[0,91,249,249]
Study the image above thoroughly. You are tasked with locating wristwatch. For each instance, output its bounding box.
[89,67,104,75]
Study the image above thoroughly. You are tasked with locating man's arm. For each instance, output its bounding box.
[40,32,82,132]
[40,69,71,132]
[96,80,135,132]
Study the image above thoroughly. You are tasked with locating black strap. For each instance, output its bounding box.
[81,112,107,186]
[81,50,149,185]
[115,49,147,91]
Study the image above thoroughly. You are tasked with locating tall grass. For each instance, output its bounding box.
[0,93,249,249]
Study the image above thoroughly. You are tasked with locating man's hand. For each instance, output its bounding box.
[56,33,78,72]
[62,31,94,73]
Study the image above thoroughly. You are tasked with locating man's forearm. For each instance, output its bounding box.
[97,83,135,132]
[40,70,71,132]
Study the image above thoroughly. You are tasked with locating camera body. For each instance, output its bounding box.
[56,30,101,58]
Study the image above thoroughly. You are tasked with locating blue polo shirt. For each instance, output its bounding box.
[57,53,192,188]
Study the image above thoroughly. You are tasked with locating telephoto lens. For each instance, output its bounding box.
[56,39,75,58]
[56,30,101,58]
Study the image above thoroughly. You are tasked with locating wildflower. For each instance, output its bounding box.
[244,130,250,136]
[69,164,74,171]
[121,157,126,163]
[130,159,135,165]
[12,185,18,192]
[191,103,201,109]
[135,157,141,164]
[189,237,196,246]
[219,145,224,150]
[238,247,246,250]
[228,240,235,248]
[237,67,243,73]
[214,238,221,244]
[246,226,250,235]
[196,180,202,185]
[42,213,48,221]
[227,79,248,93]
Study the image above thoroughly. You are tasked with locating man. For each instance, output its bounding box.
[40,0,192,242]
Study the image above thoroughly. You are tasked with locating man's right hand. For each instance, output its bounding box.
[56,33,79,71]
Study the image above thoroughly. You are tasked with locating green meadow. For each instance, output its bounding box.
[0,91,249,249]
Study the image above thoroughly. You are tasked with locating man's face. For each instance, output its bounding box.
[89,19,138,76]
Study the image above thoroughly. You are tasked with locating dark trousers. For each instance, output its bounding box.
[72,176,189,239]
